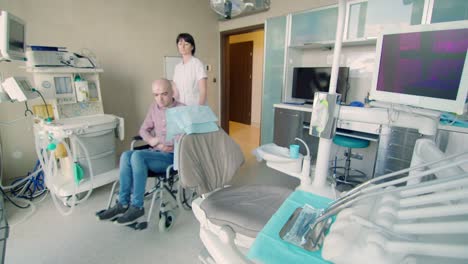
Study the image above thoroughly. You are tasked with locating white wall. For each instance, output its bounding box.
[229,30,264,127]
[0,0,219,180]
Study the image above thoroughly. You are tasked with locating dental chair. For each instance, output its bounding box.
[96,135,193,231]
[175,129,294,263]
[191,136,468,264]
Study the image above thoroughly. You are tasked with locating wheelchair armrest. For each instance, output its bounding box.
[131,135,150,150]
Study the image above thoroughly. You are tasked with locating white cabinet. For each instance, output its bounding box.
[365,0,468,38]
[289,1,377,49]
[289,2,374,48]
[261,1,468,144]
[288,0,468,48]
[344,0,368,40]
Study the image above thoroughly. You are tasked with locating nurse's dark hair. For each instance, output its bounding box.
[176,33,196,55]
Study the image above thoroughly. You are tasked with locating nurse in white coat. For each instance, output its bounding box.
[172,33,208,105]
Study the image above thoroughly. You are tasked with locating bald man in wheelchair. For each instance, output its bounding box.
[97,78,184,225]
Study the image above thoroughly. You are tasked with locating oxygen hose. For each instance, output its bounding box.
[34,131,95,216]
[69,134,94,205]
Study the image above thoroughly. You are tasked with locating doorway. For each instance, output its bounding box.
[220,24,264,157]
[220,24,264,133]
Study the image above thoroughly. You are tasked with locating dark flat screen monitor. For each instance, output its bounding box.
[292,67,349,103]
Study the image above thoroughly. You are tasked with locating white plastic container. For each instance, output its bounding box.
[71,129,115,158]
[77,150,116,179]
[253,144,304,174]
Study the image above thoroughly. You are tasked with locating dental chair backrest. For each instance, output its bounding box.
[177,129,245,195]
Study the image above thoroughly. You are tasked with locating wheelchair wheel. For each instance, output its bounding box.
[158,211,175,232]
[177,184,198,211]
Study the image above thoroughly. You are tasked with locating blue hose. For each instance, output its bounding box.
[10,160,47,200]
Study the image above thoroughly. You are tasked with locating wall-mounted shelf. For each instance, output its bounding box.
[289,37,377,50]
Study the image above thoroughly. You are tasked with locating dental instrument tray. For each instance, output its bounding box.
[279,206,332,252]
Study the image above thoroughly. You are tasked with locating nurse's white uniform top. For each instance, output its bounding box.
[173,56,207,106]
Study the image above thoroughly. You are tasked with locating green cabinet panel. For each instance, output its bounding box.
[431,0,468,23]
[290,6,338,45]
[261,16,286,145]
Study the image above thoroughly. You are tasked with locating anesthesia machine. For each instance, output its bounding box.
[30,66,124,215]
[0,9,124,215]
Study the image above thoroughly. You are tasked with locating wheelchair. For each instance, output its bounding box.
[96,136,197,231]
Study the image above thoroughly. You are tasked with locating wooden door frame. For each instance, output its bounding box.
[220,24,264,133]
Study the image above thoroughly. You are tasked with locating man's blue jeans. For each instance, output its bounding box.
[119,149,173,208]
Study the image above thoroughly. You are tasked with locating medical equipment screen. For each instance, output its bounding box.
[54,77,73,95]
[376,28,468,101]
[9,19,24,53]
[292,67,349,103]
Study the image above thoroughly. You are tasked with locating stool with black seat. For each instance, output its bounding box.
[96,136,194,231]
[330,134,370,191]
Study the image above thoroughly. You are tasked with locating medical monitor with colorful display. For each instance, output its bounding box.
[370,22,468,114]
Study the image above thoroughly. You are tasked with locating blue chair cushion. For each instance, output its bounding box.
[333,135,369,148]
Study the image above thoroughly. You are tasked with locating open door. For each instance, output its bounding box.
[220,24,263,133]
